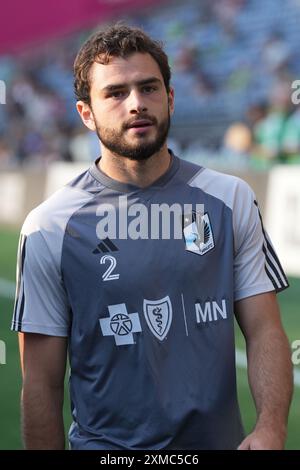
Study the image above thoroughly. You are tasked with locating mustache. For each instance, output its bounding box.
[124,115,157,129]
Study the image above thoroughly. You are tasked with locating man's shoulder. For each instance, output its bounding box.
[22,178,95,237]
[182,160,254,209]
[178,156,247,184]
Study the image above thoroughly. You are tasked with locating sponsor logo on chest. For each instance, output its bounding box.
[99,297,228,346]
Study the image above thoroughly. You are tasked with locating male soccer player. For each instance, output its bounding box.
[12,25,293,450]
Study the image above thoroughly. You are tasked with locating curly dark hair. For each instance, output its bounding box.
[74,24,171,104]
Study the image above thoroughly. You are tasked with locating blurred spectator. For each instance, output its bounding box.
[246,102,269,128]
[174,44,199,74]
[0,137,15,168]
[280,106,300,162]
[212,0,246,39]
[221,122,252,167]
[262,31,291,74]
[252,81,295,162]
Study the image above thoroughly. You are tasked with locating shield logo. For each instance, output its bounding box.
[183,211,215,256]
[143,296,172,341]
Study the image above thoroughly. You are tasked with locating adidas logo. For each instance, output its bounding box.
[93,237,119,254]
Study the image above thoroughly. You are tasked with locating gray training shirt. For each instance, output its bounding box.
[12,151,288,449]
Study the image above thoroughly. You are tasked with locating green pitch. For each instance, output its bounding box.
[0,227,299,449]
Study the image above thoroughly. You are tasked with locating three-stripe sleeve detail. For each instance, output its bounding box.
[254,200,289,292]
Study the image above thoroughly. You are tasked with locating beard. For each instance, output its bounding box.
[93,110,170,161]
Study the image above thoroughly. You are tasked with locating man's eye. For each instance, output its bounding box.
[110,91,125,98]
[142,85,156,93]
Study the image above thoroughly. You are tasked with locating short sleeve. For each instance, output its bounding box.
[233,181,289,301]
[11,216,70,336]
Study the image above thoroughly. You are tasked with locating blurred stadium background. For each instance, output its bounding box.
[0,0,299,449]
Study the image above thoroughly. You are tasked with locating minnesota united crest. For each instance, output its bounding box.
[143,296,172,341]
[182,211,215,256]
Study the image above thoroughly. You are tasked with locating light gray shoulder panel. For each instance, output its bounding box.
[12,185,95,335]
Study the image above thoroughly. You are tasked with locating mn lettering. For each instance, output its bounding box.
[195,300,227,323]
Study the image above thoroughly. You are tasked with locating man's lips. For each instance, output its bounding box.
[127,119,154,129]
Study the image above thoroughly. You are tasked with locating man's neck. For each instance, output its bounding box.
[98,144,171,188]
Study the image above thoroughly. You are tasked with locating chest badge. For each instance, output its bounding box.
[183,211,215,256]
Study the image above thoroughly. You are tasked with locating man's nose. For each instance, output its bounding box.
[127,89,147,113]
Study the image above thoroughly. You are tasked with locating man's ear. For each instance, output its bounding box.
[76,101,96,131]
[168,87,175,116]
